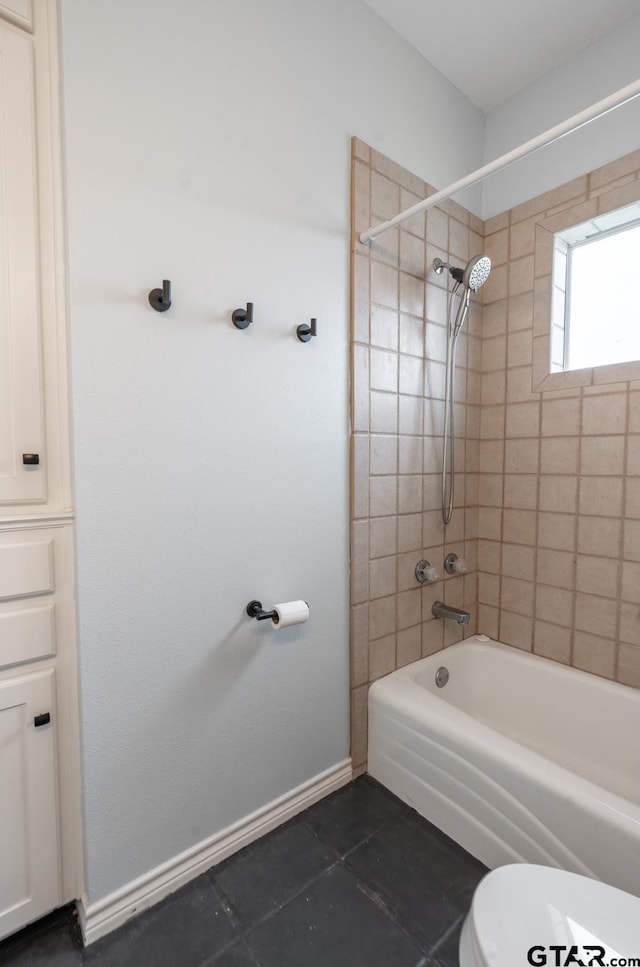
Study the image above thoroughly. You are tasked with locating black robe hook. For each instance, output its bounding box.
[149,279,172,312]
[232,302,254,329]
[296,318,317,343]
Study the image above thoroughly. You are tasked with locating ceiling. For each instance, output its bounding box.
[362,0,640,112]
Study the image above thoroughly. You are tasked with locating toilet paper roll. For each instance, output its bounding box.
[271,600,309,629]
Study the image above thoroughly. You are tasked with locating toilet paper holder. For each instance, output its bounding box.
[246,600,278,622]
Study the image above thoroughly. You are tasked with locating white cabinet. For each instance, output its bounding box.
[0,529,64,669]
[0,526,68,941]
[0,2,71,516]
[0,0,80,943]
[0,0,32,31]
[0,20,45,505]
[0,523,76,942]
[0,669,60,940]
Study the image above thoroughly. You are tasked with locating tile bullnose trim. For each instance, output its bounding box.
[77,758,352,947]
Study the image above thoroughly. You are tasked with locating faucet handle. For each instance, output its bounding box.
[444,552,466,574]
[415,560,439,584]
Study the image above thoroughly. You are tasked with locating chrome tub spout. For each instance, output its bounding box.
[431,600,470,625]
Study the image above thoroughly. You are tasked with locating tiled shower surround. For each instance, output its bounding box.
[350,138,640,772]
[350,138,483,771]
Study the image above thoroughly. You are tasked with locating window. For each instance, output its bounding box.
[551,202,640,372]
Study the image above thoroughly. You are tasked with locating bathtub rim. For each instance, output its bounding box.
[377,634,637,702]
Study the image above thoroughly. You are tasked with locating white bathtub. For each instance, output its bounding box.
[368,635,640,897]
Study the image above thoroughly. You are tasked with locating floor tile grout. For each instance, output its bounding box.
[339,857,435,960]
[214,859,342,936]
[207,873,247,935]
[300,808,403,861]
[209,798,433,965]
[428,912,465,958]
[0,776,482,967]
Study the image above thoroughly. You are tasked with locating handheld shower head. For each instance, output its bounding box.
[436,254,491,338]
[433,254,491,291]
[464,255,491,291]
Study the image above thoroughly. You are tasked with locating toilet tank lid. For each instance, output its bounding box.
[468,864,640,965]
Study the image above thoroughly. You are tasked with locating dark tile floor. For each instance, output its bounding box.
[0,775,487,967]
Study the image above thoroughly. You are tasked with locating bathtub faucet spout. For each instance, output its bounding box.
[431,600,470,625]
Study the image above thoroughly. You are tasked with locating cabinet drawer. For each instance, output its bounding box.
[0,605,55,667]
[0,1,33,31]
[0,528,70,671]
[0,540,53,600]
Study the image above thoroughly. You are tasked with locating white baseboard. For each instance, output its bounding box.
[77,758,352,946]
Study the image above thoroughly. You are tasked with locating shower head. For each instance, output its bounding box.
[433,255,492,291]
[464,254,491,291]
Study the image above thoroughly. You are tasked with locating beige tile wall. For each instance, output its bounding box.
[350,139,482,774]
[350,141,640,775]
[478,147,640,691]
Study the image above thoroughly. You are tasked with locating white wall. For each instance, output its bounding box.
[482,13,640,217]
[59,0,484,902]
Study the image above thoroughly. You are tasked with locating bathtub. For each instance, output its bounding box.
[368,635,640,897]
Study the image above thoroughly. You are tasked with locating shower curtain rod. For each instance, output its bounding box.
[359,78,640,244]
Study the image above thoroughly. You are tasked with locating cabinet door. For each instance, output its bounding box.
[0,21,45,504]
[0,669,60,940]
[0,2,33,31]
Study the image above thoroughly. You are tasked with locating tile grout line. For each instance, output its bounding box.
[342,863,435,961]
[212,858,341,939]
[428,911,466,960]
[209,790,409,946]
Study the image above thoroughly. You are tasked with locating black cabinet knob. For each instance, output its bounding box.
[34,713,51,727]
[22,453,40,465]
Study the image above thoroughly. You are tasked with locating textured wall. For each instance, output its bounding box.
[350,140,482,773]
[351,144,640,774]
[59,0,485,903]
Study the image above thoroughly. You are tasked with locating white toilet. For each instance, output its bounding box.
[459,864,640,967]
